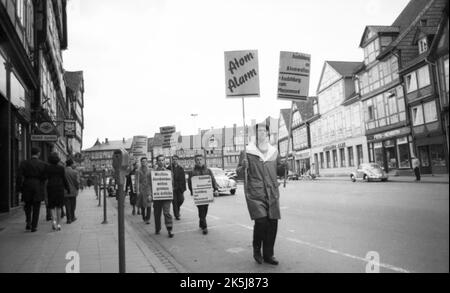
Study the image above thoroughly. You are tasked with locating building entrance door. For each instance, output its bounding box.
[418,146,432,174]
[385,146,397,172]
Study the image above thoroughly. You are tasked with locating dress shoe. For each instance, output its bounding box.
[263,256,279,265]
[253,249,263,264]
[31,228,37,232]
[168,231,174,238]
[145,220,150,225]
[46,216,52,222]
[155,230,160,235]
[66,220,72,224]
[56,224,62,231]
[202,228,208,235]
[132,209,136,216]
[72,217,77,222]
[52,221,57,231]
[175,216,180,220]
[26,223,31,230]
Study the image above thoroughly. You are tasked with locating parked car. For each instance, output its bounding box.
[287,171,299,180]
[224,169,238,180]
[210,168,237,195]
[350,163,388,182]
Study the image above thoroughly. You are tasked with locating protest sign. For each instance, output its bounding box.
[191,175,214,206]
[151,171,173,200]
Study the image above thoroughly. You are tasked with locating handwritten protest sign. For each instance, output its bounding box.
[191,175,214,206]
[151,171,173,201]
[224,50,260,98]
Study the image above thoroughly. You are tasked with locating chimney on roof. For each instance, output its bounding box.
[105,138,109,144]
[94,138,100,146]
[123,137,126,143]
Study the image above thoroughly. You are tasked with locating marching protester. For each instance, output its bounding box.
[125,162,138,215]
[136,157,152,224]
[236,123,287,265]
[45,152,70,231]
[188,154,219,235]
[153,155,174,238]
[16,147,47,232]
[168,155,186,220]
[64,159,80,224]
[412,157,421,181]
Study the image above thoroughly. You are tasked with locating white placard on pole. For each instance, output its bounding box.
[191,175,214,206]
[278,51,311,101]
[225,50,260,98]
[151,171,173,201]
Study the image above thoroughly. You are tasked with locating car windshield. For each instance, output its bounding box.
[362,163,382,170]
[211,168,226,176]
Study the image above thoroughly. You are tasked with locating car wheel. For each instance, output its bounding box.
[363,175,369,182]
[350,175,356,182]
[230,189,236,195]
[381,178,388,182]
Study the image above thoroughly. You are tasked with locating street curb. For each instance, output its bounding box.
[107,197,189,273]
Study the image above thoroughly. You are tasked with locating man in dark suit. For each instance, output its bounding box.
[168,155,186,220]
[16,147,47,232]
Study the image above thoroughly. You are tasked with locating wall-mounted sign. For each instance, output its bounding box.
[38,122,56,134]
[64,120,76,138]
[31,134,58,142]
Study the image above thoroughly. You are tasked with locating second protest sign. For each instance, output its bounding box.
[191,175,214,206]
[151,171,173,201]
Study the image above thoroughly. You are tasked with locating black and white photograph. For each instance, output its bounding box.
[0,0,448,280]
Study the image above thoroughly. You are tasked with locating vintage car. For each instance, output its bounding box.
[210,168,237,195]
[350,163,389,182]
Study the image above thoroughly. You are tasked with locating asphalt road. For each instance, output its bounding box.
[135,180,449,273]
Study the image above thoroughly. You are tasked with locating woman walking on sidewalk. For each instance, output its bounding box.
[45,152,70,231]
[136,157,152,224]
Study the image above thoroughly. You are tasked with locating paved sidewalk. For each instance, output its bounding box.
[315,174,449,184]
[0,188,175,273]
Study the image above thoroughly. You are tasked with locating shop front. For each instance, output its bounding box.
[415,135,448,174]
[367,127,413,173]
[294,150,311,175]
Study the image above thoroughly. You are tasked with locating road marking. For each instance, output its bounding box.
[286,237,411,273]
[226,247,245,254]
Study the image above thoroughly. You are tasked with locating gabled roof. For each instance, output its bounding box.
[279,109,291,127]
[83,138,132,152]
[411,26,438,44]
[327,61,363,77]
[378,0,435,58]
[428,1,449,59]
[359,26,400,47]
[64,71,84,93]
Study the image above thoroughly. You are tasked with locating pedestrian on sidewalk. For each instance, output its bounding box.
[153,155,174,238]
[236,123,287,266]
[64,159,80,224]
[126,162,138,215]
[45,152,70,231]
[412,157,421,181]
[188,154,219,235]
[136,157,152,224]
[16,147,47,232]
[92,174,99,199]
[168,155,186,221]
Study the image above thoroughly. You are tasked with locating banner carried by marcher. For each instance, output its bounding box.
[224,50,260,98]
[191,175,214,206]
[151,171,173,201]
[277,51,311,101]
[130,136,148,162]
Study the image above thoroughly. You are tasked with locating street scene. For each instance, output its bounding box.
[0,0,449,275]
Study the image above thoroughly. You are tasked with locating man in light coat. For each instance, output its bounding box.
[64,159,80,224]
[153,155,174,238]
[236,123,286,265]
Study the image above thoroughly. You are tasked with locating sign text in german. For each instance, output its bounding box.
[191,175,214,206]
[151,171,173,201]
[278,51,311,101]
[225,50,260,98]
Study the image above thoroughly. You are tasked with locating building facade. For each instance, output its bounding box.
[81,138,132,174]
[311,61,368,177]
[64,71,84,156]
[0,0,38,212]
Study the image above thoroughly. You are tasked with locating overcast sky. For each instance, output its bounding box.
[63,0,410,149]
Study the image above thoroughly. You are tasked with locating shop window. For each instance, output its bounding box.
[348,147,354,167]
[332,150,338,168]
[357,145,364,166]
[339,148,346,168]
[374,143,384,168]
[430,145,446,167]
[397,137,410,168]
